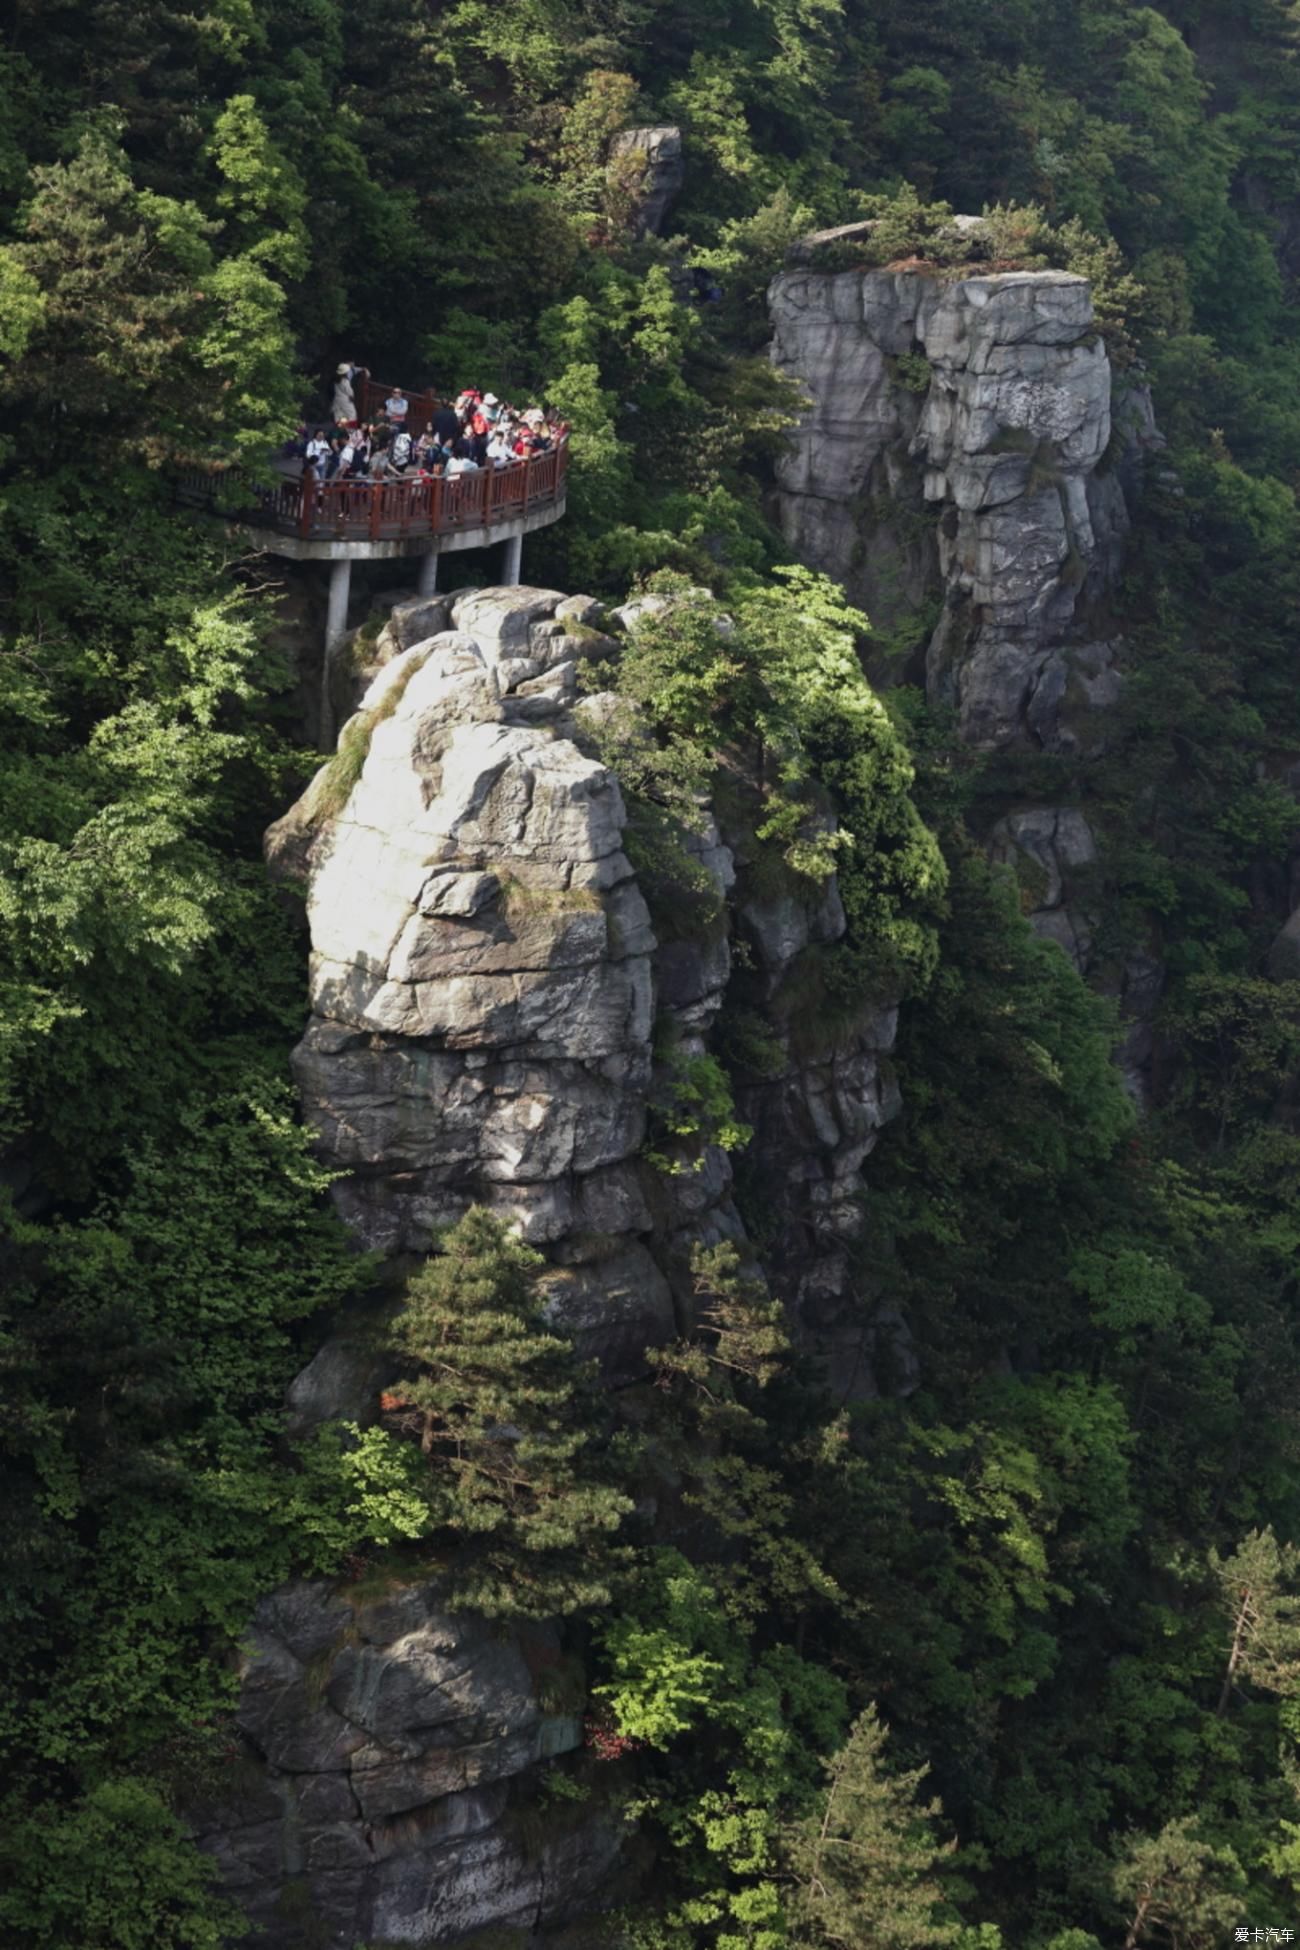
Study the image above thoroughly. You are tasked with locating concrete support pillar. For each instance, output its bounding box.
[325,557,352,651]
[501,530,523,586]
[321,557,352,750]
[417,549,440,597]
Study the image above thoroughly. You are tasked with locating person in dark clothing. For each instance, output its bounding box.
[433,403,462,446]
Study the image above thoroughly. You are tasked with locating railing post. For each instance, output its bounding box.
[300,467,317,539]
[430,474,443,535]
[522,458,532,518]
[369,480,382,543]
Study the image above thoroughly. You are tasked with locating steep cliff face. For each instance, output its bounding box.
[267,585,901,1383]
[770,260,1163,1079]
[203,584,905,1941]
[770,264,1158,755]
[204,269,1169,1938]
[269,588,702,1392]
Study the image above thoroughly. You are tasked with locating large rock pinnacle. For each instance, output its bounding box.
[769,264,1157,754]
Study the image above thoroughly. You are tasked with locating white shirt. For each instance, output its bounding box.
[386,395,409,422]
[446,455,479,475]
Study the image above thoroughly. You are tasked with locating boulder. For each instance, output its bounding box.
[555,592,610,630]
[284,1336,389,1436]
[608,125,685,236]
[195,1577,610,1947]
[385,593,453,652]
[450,585,569,649]
[539,1242,677,1384]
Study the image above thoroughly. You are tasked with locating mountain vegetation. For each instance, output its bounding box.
[4,1,1300,1944]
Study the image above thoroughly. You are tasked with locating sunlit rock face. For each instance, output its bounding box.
[267,584,904,1382]
[769,264,1159,756]
[267,587,679,1385]
[770,257,1167,1076]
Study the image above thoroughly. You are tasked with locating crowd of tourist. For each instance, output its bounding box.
[283,362,569,486]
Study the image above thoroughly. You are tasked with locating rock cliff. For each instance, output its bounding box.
[200,584,906,1941]
[267,585,901,1382]
[270,587,682,1388]
[193,1578,619,1947]
[608,125,684,236]
[769,259,1164,1081]
[769,263,1157,754]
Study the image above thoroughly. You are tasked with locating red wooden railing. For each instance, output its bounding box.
[175,444,568,545]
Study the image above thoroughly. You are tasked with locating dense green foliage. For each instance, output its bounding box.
[5,0,1300,1945]
[590,568,946,1003]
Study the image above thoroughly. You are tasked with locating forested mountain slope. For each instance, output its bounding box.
[4,3,1300,1947]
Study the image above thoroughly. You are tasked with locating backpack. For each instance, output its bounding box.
[391,431,412,468]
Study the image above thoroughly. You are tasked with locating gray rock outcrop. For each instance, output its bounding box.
[769,259,1165,1093]
[267,587,677,1382]
[228,585,918,1940]
[191,1580,618,1947]
[608,125,685,236]
[769,264,1157,756]
[267,585,904,1371]
[988,806,1100,965]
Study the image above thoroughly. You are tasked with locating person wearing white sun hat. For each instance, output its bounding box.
[332,361,362,424]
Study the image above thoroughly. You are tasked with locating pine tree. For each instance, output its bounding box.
[1112,1818,1244,1950]
[645,1241,843,1627]
[386,1207,632,1616]
[782,1705,960,1950]
[648,1241,790,1418]
[1210,1527,1300,1713]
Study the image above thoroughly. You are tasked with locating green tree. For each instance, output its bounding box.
[0,1778,238,1950]
[1211,1528,1300,1713]
[1111,1817,1245,1950]
[783,1705,960,1950]
[598,1549,848,1950]
[2,132,295,465]
[386,1207,632,1614]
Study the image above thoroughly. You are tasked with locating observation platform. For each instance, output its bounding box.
[175,373,569,701]
[175,444,567,563]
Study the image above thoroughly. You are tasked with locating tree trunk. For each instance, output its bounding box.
[1217,1584,1253,1715]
